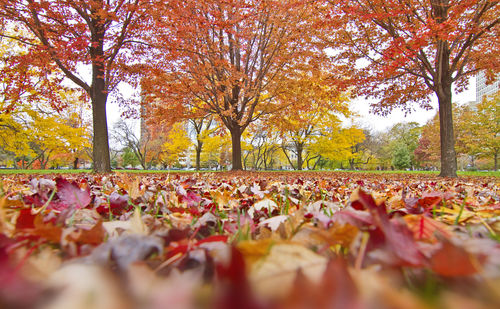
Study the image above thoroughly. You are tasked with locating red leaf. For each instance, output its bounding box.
[108,191,131,215]
[430,240,480,277]
[215,246,264,309]
[196,235,228,245]
[0,234,41,307]
[281,258,361,309]
[15,209,36,230]
[351,188,425,266]
[55,177,91,210]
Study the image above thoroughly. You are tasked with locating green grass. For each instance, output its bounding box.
[0,169,92,175]
[321,169,499,177]
[117,169,204,174]
[0,168,497,177]
[457,170,500,177]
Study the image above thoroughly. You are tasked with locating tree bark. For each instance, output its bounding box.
[90,20,111,173]
[296,142,304,171]
[195,140,202,170]
[432,4,457,178]
[91,84,111,173]
[436,84,457,177]
[230,128,243,170]
[494,150,498,171]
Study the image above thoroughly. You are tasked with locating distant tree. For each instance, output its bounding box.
[160,122,191,168]
[112,119,161,170]
[393,143,411,170]
[258,69,351,170]
[456,94,500,170]
[310,126,365,170]
[474,94,500,170]
[120,147,140,169]
[242,122,282,170]
[415,113,444,169]
[387,122,422,169]
[188,115,217,171]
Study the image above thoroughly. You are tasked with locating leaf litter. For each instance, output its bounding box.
[0,171,499,308]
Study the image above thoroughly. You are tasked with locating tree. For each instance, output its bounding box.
[0,0,151,172]
[200,133,231,170]
[392,142,411,170]
[347,129,379,170]
[345,128,375,170]
[456,94,500,170]
[415,115,441,168]
[278,110,342,170]
[387,122,422,169]
[143,0,329,170]
[474,94,500,170]
[242,122,283,170]
[454,104,482,167]
[310,126,366,169]
[0,101,90,169]
[120,147,140,168]
[188,115,217,171]
[159,122,191,168]
[58,89,92,169]
[325,0,500,177]
[0,112,33,167]
[267,72,350,170]
[112,119,162,169]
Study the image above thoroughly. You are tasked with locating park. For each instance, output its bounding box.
[0,1,499,308]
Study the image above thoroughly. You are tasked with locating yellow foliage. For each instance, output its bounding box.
[310,126,365,162]
[160,122,191,166]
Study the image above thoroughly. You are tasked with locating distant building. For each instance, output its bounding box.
[476,71,500,103]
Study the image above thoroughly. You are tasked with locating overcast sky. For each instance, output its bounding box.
[349,76,476,132]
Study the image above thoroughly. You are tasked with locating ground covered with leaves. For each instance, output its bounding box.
[1,172,499,309]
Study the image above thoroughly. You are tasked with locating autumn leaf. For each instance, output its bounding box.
[280,258,361,309]
[350,188,425,266]
[429,240,481,277]
[55,177,91,210]
[215,246,264,309]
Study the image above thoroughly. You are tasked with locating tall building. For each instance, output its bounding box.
[476,71,500,103]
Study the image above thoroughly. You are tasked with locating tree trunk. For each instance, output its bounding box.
[436,83,457,177]
[494,150,498,171]
[296,143,303,171]
[195,141,202,170]
[91,89,111,173]
[41,158,47,169]
[73,157,79,169]
[230,128,243,170]
[90,22,111,173]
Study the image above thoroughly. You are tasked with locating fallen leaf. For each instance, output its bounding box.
[430,239,480,277]
[249,243,327,299]
[55,177,91,209]
[84,234,163,272]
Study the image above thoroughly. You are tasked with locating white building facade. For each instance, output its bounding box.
[476,71,500,103]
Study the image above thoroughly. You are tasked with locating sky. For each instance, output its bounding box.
[348,76,476,132]
[107,77,477,139]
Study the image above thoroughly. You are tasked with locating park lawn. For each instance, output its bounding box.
[1,168,498,178]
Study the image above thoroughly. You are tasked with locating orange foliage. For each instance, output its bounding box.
[142,0,332,169]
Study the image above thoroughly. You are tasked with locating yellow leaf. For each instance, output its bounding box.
[249,243,328,299]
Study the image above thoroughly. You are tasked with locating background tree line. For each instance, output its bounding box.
[0,0,498,176]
